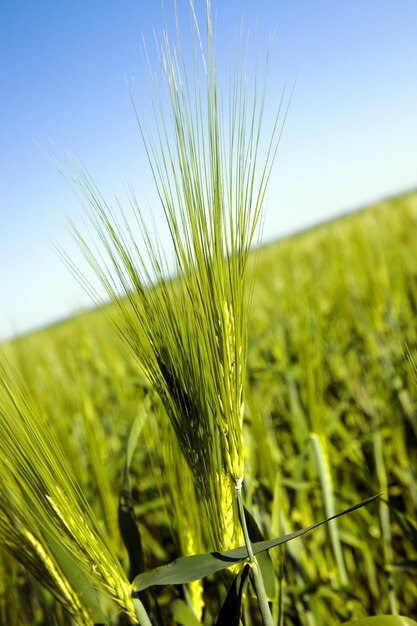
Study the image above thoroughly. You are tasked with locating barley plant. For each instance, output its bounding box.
[1,1,417,625]
[0,366,143,625]
[67,0,285,620]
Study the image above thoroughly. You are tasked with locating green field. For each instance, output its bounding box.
[1,191,417,625]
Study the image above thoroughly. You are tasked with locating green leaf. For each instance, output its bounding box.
[118,407,148,582]
[126,404,148,471]
[171,599,202,626]
[215,563,250,626]
[339,617,417,626]
[118,487,145,582]
[132,494,379,592]
[244,507,275,599]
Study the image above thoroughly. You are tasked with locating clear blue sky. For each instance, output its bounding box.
[1,0,416,341]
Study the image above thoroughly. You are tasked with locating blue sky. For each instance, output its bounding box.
[1,0,416,340]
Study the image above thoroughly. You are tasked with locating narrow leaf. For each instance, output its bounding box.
[132,494,380,592]
[215,563,250,626]
[118,487,145,582]
[118,405,148,607]
[340,617,417,626]
[126,405,148,471]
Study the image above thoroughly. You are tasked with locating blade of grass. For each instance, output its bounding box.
[132,494,380,591]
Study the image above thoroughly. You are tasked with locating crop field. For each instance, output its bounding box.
[1,1,417,622]
[1,191,417,625]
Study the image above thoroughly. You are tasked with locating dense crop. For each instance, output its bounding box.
[1,0,416,623]
[1,191,417,625]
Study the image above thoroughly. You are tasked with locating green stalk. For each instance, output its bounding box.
[133,597,153,626]
[372,414,398,615]
[236,483,274,626]
[310,432,348,586]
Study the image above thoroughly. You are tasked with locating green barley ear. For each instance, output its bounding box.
[67,0,285,549]
[0,365,138,624]
[161,419,205,619]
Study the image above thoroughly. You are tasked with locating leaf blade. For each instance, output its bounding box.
[215,563,250,626]
[132,494,380,592]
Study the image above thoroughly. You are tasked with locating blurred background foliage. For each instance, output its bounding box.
[1,191,417,625]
